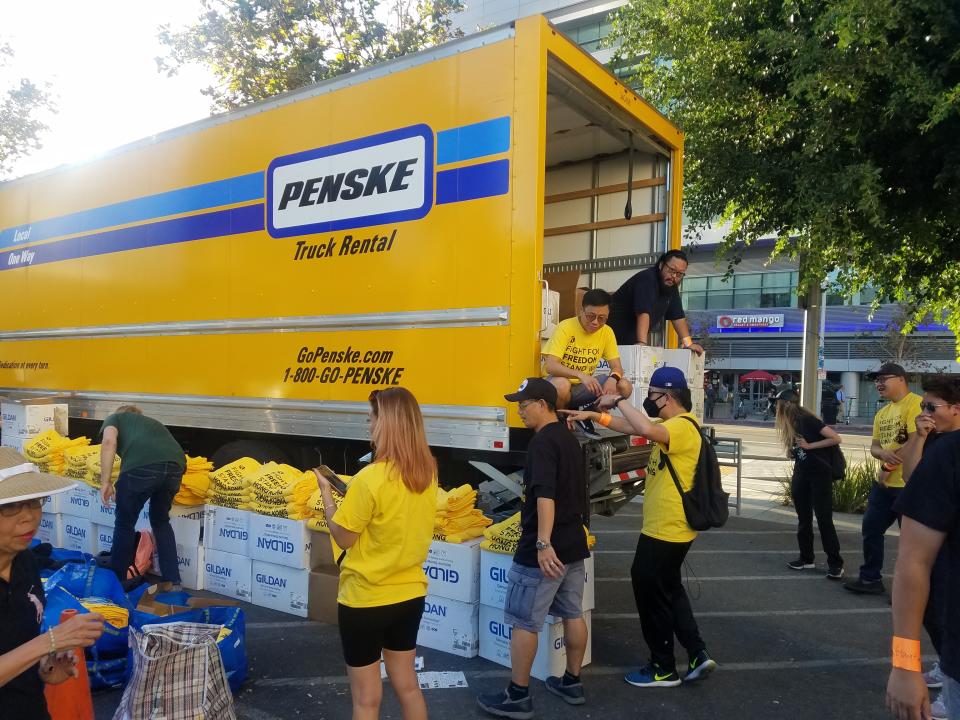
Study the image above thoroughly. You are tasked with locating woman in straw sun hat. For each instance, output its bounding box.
[0,447,105,719]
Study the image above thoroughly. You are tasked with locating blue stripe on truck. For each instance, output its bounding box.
[435,159,510,204]
[0,172,265,248]
[436,117,511,165]
[0,204,264,272]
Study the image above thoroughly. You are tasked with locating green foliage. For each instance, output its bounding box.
[778,452,878,513]
[610,0,960,348]
[0,44,55,179]
[157,0,465,112]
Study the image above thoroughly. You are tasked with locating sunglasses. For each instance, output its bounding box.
[921,401,953,413]
[0,496,48,518]
[873,375,900,383]
[582,312,608,324]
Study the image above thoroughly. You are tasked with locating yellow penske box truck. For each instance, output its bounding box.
[0,16,683,515]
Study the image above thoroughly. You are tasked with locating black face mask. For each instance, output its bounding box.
[642,396,662,418]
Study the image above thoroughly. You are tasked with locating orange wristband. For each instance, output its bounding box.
[598,412,612,427]
[891,637,921,672]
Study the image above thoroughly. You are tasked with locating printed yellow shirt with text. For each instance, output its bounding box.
[542,317,619,384]
[872,392,922,488]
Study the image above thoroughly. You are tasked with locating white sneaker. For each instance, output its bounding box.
[930,694,947,720]
[924,661,945,689]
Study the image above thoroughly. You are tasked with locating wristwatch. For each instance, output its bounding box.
[615,396,629,406]
[535,538,551,551]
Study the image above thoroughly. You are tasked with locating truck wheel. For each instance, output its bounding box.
[211,439,291,469]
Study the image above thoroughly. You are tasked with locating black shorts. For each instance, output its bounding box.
[338,596,425,667]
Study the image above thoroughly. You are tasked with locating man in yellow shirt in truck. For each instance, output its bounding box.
[542,289,632,437]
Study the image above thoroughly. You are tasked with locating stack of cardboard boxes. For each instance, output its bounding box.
[615,347,706,421]
[0,399,68,453]
[203,507,315,616]
[478,549,595,680]
[416,538,483,658]
[49,482,151,557]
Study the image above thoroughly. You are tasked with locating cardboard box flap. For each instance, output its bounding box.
[543,271,581,323]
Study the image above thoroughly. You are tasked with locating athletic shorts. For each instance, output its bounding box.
[502,560,585,633]
[338,596,425,667]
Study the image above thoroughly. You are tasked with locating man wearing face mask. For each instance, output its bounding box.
[845,363,922,595]
[608,250,704,353]
[563,367,717,688]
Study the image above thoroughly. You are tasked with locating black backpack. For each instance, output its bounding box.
[661,416,730,530]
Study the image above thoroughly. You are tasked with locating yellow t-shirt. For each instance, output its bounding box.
[333,460,438,607]
[542,317,620,384]
[873,392,922,488]
[641,413,702,543]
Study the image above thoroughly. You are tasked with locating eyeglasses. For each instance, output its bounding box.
[874,375,899,384]
[582,312,608,324]
[518,400,540,411]
[921,401,952,413]
[0,497,48,517]
[662,263,686,279]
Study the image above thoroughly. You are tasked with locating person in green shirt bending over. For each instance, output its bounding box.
[99,406,186,587]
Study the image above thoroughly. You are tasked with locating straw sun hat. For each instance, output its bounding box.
[0,446,74,505]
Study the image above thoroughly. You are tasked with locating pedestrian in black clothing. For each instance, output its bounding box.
[774,389,845,579]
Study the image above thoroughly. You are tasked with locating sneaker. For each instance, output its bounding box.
[843,577,885,595]
[826,566,845,580]
[575,419,602,439]
[477,689,534,720]
[684,650,718,683]
[544,675,585,705]
[924,661,945,689]
[624,663,682,688]
[930,694,947,720]
[787,558,815,571]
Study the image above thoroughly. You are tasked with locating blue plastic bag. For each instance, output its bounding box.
[42,559,134,689]
[130,603,247,692]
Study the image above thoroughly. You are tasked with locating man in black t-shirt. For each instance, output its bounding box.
[886,431,960,720]
[478,378,590,719]
[608,250,704,352]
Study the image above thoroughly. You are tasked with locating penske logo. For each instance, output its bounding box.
[267,124,433,238]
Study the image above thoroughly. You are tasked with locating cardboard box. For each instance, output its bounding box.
[202,548,252,602]
[92,495,151,530]
[0,432,32,453]
[690,388,705,422]
[135,582,238,616]
[423,538,481,603]
[663,348,706,386]
[307,569,340,624]
[251,561,310,617]
[543,271,581,323]
[204,506,251,555]
[95,524,115,554]
[148,543,206,590]
[479,550,595,613]
[617,345,668,386]
[417,595,479,658]
[60,483,97,520]
[36,512,61,546]
[479,605,592,681]
[169,504,205,545]
[249,514,311,569]
[309,531,341,570]
[1,400,68,437]
[61,517,96,555]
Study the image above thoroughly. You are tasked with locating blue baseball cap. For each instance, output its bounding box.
[650,366,687,389]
